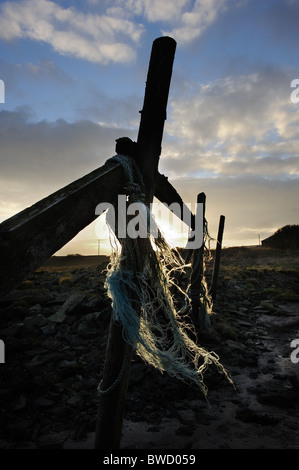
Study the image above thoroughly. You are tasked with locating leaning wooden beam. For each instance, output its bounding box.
[210,215,225,301]
[0,161,125,299]
[155,173,195,232]
[0,165,192,300]
[94,36,177,450]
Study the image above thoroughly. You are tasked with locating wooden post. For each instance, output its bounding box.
[210,215,225,302]
[94,37,176,450]
[190,192,206,333]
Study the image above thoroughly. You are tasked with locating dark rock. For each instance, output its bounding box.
[175,425,195,436]
[56,293,86,316]
[236,408,281,425]
[47,311,67,323]
[37,431,69,449]
[1,323,22,336]
[12,393,27,411]
[36,398,55,408]
[257,389,299,409]
[23,314,47,330]
[40,324,56,335]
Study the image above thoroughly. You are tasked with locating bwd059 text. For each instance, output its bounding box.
[103,454,195,466]
[147,454,195,465]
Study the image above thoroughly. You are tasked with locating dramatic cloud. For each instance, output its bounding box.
[0,0,144,64]
[108,0,191,23]
[0,0,245,64]
[110,0,236,44]
[162,0,229,44]
[161,65,299,179]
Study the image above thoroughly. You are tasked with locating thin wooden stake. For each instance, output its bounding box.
[94,37,176,450]
[190,192,206,333]
[210,215,225,302]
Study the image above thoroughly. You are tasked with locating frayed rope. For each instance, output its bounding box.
[102,154,233,399]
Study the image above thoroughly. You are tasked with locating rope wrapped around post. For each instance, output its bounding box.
[99,154,233,400]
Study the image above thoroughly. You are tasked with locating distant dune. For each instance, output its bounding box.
[37,255,110,272]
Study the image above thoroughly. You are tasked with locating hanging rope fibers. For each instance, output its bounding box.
[102,155,233,399]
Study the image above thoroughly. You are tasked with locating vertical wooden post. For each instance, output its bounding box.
[210,215,225,302]
[190,192,206,333]
[94,37,176,450]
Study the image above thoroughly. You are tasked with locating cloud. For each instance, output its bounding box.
[0,0,245,64]
[111,0,237,44]
[142,0,191,23]
[0,0,144,64]
[108,0,191,23]
[161,0,231,44]
[0,108,135,219]
[160,64,299,179]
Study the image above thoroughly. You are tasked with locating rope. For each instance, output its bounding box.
[99,154,233,399]
[97,343,131,396]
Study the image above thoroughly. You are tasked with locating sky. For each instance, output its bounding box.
[0,0,298,255]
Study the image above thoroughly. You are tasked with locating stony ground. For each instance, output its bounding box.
[0,248,298,449]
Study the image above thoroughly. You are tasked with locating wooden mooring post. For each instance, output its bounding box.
[0,34,230,449]
[94,37,176,450]
[210,215,225,302]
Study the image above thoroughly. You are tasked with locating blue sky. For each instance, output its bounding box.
[0,0,298,255]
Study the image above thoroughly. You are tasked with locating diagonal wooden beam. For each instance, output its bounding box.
[0,160,124,298]
[156,173,195,231]
[0,166,192,299]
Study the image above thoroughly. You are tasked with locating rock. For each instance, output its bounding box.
[11,289,55,305]
[1,323,22,336]
[130,363,148,385]
[28,304,42,314]
[38,431,69,449]
[82,294,103,311]
[23,314,47,330]
[48,311,67,323]
[36,398,55,408]
[67,395,82,406]
[40,324,56,335]
[175,425,194,436]
[82,311,102,323]
[56,293,86,316]
[13,393,27,411]
[257,389,299,409]
[236,408,281,425]
[147,426,160,432]
[235,320,252,328]
[6,421,32,440]
[24,354,48,372]
[1,306,27,321]
[225,340,247,351]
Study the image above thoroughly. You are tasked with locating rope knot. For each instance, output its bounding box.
[125,182,145,203]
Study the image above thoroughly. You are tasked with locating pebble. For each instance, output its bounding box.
[48,311,68,323]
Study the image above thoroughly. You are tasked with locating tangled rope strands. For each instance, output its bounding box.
[103,155,234,399]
